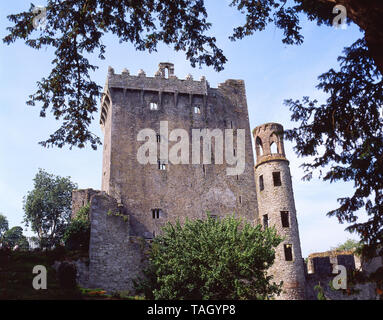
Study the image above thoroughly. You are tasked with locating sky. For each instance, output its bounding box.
[0,1,365,257]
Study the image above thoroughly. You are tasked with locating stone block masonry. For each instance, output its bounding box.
[87,191,147,293]
[253,123,306,299]
[100,62,258,239]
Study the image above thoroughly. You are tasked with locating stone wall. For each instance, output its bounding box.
[100,63,258,239]
[305,251,380,300]
[71,188,99,218]
[253,123,306,300]
[87,192,147,293]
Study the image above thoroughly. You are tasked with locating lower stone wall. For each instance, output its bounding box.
[87,192,147,293]
[305,251,381,300]
[305,273,378,300]
[52,258,90,289]
[73,258,90,288]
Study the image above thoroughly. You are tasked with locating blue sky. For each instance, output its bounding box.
[0,1,364,256]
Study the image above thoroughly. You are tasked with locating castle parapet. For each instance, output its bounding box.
[106,62,209,96]
[253,122,287,166]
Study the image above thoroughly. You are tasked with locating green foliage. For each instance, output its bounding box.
[2,226,29,250]
[110,290,145,300]
[332,239,362,253]
[135,215,283,300]
[285,39,383,261]
[23,169,77,249]
[3,0,372,150]
[63,203,90,251]
[3,0,226,149]
[0,213,9,239]
[314,282,327,300]
[107,209,128,222]
[228,0,335,45]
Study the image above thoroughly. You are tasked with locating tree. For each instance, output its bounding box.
[223,1,383,261]
[284,39,383,260]
[23,169,77,249]
[2,226,29,250]
[3,0,226,149]
[332,239,361,252]
[227,0,383,74]
[0,214,9,239]
[135,215,283,300]
[4,1,381,150]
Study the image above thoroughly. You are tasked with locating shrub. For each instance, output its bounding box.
[63,204,90,251]
[135,214,283,300]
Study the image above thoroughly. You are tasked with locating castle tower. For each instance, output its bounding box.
[253,123,306,300]
[99,62,258,238]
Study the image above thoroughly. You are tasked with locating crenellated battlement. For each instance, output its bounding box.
[99,62,249,127]
[105,63,209,96]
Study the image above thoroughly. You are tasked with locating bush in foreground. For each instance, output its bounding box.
[135,215,283,300]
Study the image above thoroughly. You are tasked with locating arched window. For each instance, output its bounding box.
[256,137,263,157]
[150,102,158,110]
[270,133,280,154]
[270,141,278,154]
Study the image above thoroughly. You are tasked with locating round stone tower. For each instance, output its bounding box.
[253,123,306,300]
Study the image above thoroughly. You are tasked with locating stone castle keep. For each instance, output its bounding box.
[71,62,308,299]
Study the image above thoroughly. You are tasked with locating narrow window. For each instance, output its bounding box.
[236,174,239,181]
[156,134,161,143]
[281,211,290,228]
[284,244,293,261]
[230,121,233,129]
[270,141,278,154]
[150,102,158,110]
[256,137,263,156]
[224,120,227,127]
[273,172,282,186]
[233,148,236,156]
[151,209,161,219]
[194,106,201,114]
[239,196,242,204]
[158,160,166,170]
[259,175,264,191]
[263,214,268,228]
[203,165,206,176]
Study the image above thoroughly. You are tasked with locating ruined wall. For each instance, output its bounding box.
[305,251,380,300]
[71,188,99,218]
[100,63,258,238]
[87,192,147,293]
